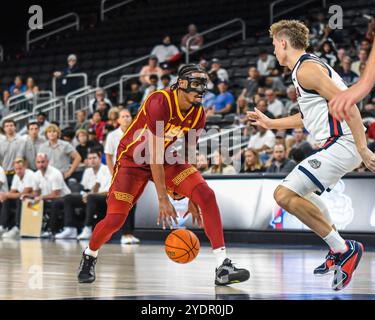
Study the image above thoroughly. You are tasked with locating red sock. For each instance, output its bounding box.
[190,183,225,250]
[89,213,127,251]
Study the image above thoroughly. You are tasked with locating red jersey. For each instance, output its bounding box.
[116,88,206,167]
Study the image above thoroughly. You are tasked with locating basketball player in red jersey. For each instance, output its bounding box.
[78,64,250,286]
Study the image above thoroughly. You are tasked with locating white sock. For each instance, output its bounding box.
[323,230,347,253]
[84,246,98,258]
[213,247,227,267]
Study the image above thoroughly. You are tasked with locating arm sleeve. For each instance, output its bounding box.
[51,172,64,191]
[64,141,76,156]
[23,172,35,189]
[144,92,171,135]
[104,132,114,155]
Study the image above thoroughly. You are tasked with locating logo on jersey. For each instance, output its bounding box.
[308,159,321,169]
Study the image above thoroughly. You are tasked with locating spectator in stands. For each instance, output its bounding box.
[76,129,100,166]
[284,85,299,115]
[53,54,81,94]
[334,47,347,71]
[240,149,264,173]
[105,109,132,174]
[266,144,296,173]
[289,128,314,159]
[0,119,26,187]
[139,55,163,86]
[32,153,71,237]
[24,77,39,98]
[24,122,45,171]
[39,124,81,179]
[205,149,236,174]
[265,89,284,118]
[180,24,204,53]
[337,56,359,86]
[196,153,209,173]
[55,149,111,240]
[2,90,10,106]
[257,49,276,76]
[123,81,143,116]
[151,35,180,65]
[141,74,158,103]
[89,111,106,143]
[264,75,287,96]
[0,158,34,239]
[9,76,26,95]
[247,125,275,164]
[107,107,120,129]
[89,88,112,114]
[351,49,369,75]
[366,17,375,42]
[207,81,235,116]
[255,98,275,119]
[74,110,90,132]
[208,58,229,90]
[198,58,208,70]
[202,90,216,112]
[36,112,50,137]
[237,67,260,111]
[160,74,172,89]
[319,41,337,67]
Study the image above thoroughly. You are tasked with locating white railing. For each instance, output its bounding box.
[96,54,150,88]
[185,18,246,64]
[33,98,65,126]
[26,12,80,51]
[64,87,97,125]
[0,45,3,62]
[7,91,53,113]
[270,0,327,24]
[101,0,135,21]
[52,73,88,97]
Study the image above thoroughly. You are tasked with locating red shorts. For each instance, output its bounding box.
[106,161,206,214]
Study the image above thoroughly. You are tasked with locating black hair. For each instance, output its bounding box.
[149,74,159,81]
[88,145,104,157]
[37,112,47,118]
[170,64,206,90]
[2,119,16,128]
[161,74,171,81]
[27,121,39,130]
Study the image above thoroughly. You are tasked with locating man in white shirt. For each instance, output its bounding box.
[32,153,71,238]
[265,89,285,118]
[247,126,276,161]
[104,109,140,245]
[257,50,277,76]
[0,165,9,236]
[0,158,34,239]
[150,35,180,64]
[56,148,111,240]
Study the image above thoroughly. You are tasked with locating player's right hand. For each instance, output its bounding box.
[359,148,375,173]
[247,107,271,129]
[157,196,178,230]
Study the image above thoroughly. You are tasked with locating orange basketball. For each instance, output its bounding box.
[165,229,200,264]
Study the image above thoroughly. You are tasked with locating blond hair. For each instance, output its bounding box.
[269,20,309,50]
[13,157,25,166]
[44,124,61,139]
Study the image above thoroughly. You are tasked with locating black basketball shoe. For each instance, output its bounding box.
[78,252,97,283]
[215,258,250,286]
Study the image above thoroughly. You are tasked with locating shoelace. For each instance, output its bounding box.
[80,256,95,272]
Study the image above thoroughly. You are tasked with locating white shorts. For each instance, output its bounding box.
[281,136,362,197]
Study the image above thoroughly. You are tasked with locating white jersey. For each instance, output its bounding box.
[291,53,356,142]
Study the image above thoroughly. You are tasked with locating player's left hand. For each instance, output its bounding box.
[359,148,375,172]
[183,199,203,228]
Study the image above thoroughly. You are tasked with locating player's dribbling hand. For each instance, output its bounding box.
[247,107,271,129]
[183,200,203,228]
[157,196,178,230]
[359,148,375,173]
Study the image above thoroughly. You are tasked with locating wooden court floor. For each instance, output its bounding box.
[0,239,374,300]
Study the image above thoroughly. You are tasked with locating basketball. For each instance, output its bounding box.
[165,229,200,264]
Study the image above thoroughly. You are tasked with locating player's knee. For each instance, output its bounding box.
[274,186,292,209]
[102,214,126,231]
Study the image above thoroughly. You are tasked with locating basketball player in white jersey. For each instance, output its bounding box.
[248,20,375,291]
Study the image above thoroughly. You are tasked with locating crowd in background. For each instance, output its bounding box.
[0,13,374,240]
